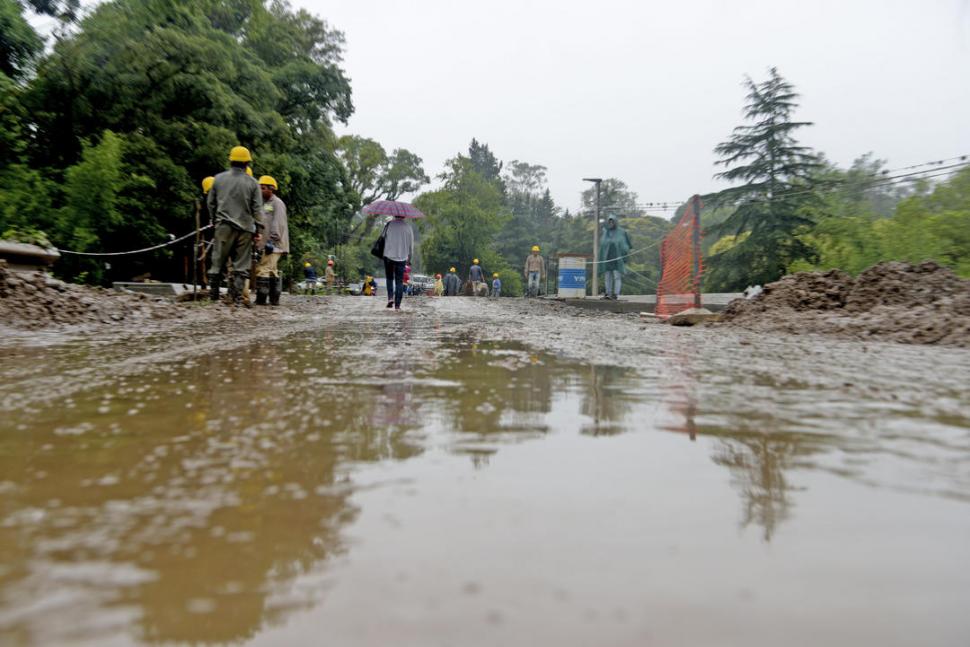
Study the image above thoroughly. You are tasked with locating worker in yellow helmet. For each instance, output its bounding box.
[303,261,317,294]
[444,266,461,296]
[468,258,486,296]
[206,146,263,305]
[491,272,502,298]
[524,244,546,298]
[253,175,288,306]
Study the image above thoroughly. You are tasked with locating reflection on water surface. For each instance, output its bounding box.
[1,330,968,646]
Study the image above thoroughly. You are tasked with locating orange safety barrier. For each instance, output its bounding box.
[656,195,703,317]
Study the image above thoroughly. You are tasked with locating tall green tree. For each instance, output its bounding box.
[494,160,558,276]
[580,178,640,219]
[793,166,970,277]
[331,134,428,280]
[0,0,43,79]
[13,0,355,284]
[415,155,519,292]
[468,138,503,188]
[24,0,78,21]
[706,67,822,290]
[335,134,428,208]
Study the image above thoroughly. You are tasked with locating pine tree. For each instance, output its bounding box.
[468,139,504,188]
[707,67,821,290]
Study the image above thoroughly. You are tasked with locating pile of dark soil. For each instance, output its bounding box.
[718,261,970,347]
[0,261,186,330]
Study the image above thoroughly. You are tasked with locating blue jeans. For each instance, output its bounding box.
[383,257,406,308]
[604,270,622,297]
[527,271,540,296]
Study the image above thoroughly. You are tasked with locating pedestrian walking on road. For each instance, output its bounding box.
[254,175,288,306]
[468,258,486,297]
[433,273,444,297]
[206,146,263,305]
[444,267,461,296]
[599,215,631,300]
[491,273,502,298]
[524,245,545,297]
[325,259,336,292]
[303,262,317,294]
[383,215,414,310]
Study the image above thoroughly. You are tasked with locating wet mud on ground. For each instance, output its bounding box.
[1,296,969,646]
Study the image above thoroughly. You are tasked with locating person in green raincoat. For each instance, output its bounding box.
[598,214,631,299]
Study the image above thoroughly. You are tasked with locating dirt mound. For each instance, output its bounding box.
[719,261,970,347]
[0,261,186,330]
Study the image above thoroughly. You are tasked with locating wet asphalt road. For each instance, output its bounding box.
[1,296,969,646]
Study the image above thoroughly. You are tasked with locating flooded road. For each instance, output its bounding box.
[1,297,969,646]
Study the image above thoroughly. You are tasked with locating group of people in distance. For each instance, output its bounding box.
[302,259,336,294]
[202,151,634,308]
[201,145,288,307]
[425,245,547,299]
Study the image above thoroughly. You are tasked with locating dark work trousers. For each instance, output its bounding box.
[208,221,253,278]
[383,257,406,308]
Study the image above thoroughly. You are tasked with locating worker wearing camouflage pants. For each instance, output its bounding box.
[206,146,263,305]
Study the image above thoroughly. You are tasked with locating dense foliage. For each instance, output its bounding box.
[2,0,360,285]
[704,67,822,291]
[789,165,970,277]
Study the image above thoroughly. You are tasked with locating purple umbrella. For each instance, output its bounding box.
[363,200,425,219]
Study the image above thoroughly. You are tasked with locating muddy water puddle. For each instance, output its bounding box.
[1,327,969,646]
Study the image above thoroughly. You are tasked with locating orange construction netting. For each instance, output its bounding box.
[656,195,703,317]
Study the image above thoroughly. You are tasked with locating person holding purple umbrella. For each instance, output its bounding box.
[364,200,424,310]
[382,215,414,310]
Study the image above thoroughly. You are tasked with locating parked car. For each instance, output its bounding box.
[408,274,435,295]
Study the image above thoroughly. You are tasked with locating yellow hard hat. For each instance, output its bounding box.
[473,258,479,264]
[304,262,311,268]
[201,176,215,194]
[229,146,252,163]
[245,166,253,177]
[531,245,540,252]
[258,175,277,189]
[449,267,456,272]
[493,272,499,278]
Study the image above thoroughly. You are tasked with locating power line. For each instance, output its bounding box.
[577,153,970,215]
[710,161,970,208]
[876,154,969,175]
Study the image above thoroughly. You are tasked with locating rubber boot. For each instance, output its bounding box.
[208,275,221,302]
[227,274,245,306]
[269,277,282,306]
[255,277,270,305]
[226,274,239,305]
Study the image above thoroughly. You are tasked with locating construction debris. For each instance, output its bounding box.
[0,261,185,330]
[718,261,970,347]
[668,307,718,326]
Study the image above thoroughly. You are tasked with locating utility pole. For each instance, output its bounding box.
[691,194,702,308]
[583,177,602,297]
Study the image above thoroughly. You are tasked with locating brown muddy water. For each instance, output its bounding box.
[0,297,969,646]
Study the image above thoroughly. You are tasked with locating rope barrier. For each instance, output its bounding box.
[56,224,214,257]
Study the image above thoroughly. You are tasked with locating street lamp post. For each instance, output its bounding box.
[583,177,602,297]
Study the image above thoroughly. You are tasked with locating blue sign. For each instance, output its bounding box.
[558,268,586,289]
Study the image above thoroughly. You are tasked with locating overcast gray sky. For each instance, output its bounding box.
[307,0,970,215]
